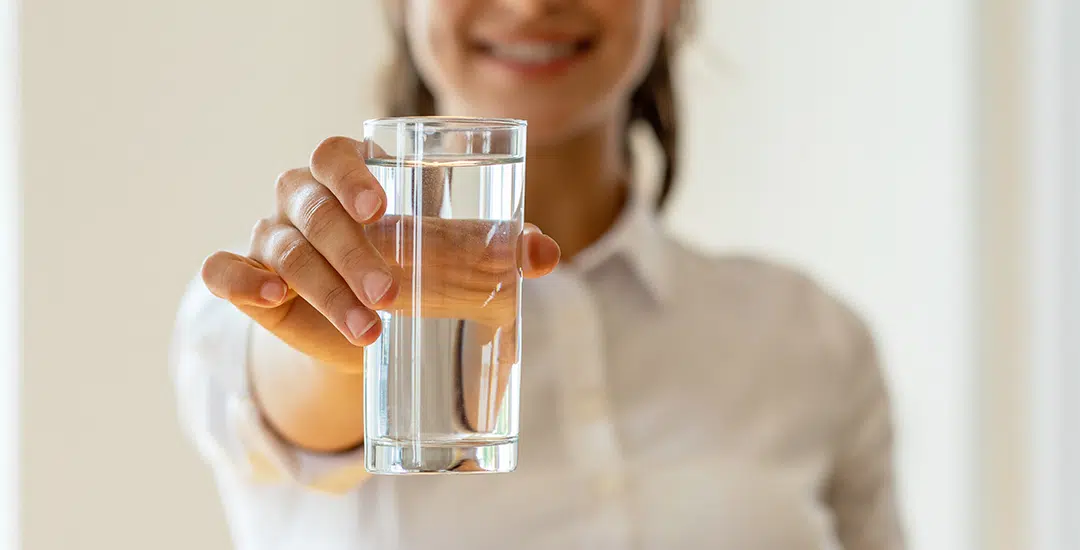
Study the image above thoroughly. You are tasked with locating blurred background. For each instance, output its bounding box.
[1,0,1077,549]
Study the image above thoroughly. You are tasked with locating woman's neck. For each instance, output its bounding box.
[523,119,629,260]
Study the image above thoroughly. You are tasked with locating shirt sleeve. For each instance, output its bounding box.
[169,273,370,494]
[826,317,907,550]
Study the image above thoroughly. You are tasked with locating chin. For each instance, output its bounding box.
[520,118,580,146]
[456,90,611,146]
[500,105,602,146]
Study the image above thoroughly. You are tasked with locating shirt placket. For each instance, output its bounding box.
[552,270,633,549]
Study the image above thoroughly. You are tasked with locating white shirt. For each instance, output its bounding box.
[171,194,905,550]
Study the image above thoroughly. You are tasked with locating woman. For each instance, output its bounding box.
[171,0,904,548]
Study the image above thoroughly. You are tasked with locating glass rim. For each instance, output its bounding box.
[364,116,526,131]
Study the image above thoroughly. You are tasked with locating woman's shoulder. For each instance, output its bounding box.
[662,238,875,354]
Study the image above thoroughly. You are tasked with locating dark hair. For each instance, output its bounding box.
[383,14,686,212]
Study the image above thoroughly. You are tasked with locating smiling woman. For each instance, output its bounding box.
[8,0,1051,546]
[172,0,906,549]
[385,0,687,215]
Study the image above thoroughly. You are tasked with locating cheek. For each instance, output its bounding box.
[405,0,471,99]
[590,5,663,103]
[609,28,658,82]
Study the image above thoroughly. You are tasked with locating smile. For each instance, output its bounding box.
[482,40,591,64]
[474,38,595,76]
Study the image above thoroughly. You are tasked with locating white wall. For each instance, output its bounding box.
[2,0,19,547]
[16,1,975,550]
[1012,0,1080,548]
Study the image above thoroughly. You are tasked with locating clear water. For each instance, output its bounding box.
[364,155,524,473]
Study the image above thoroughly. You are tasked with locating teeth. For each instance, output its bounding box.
[488,42,577,63]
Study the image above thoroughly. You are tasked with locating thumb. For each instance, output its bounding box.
[522,225,560,278]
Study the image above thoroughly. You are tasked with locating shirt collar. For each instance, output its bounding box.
[563,190,672,304]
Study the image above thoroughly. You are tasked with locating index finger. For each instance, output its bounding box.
[309,136,387,224]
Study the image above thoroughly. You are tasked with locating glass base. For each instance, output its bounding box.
[365,437,518,474]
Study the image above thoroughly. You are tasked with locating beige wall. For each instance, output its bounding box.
[17,1,979,549]
[18,1,389,549]
[975,1,1033,548]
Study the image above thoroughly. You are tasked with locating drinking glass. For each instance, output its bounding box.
[362,117,526,474]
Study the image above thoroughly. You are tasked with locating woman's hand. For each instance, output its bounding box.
[200,136,560,372]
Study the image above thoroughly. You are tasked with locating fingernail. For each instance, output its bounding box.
[260,281,286,303]
[362,270,393,305]
[345,308,378,341]
[528,237,560,268]
[354,190,383,222]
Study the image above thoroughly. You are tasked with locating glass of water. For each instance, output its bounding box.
[362,117,526,474]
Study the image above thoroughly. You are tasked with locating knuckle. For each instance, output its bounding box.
[311,136,354,165]
[293,193,340,241]
[336,165,373,193]
[319,283,354,313]
[275,234,317,275]
[248,218,278,258]
[310,136,370,189]
[250,218,272,242]
[274,167,309,198]
[339,245,374,273]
